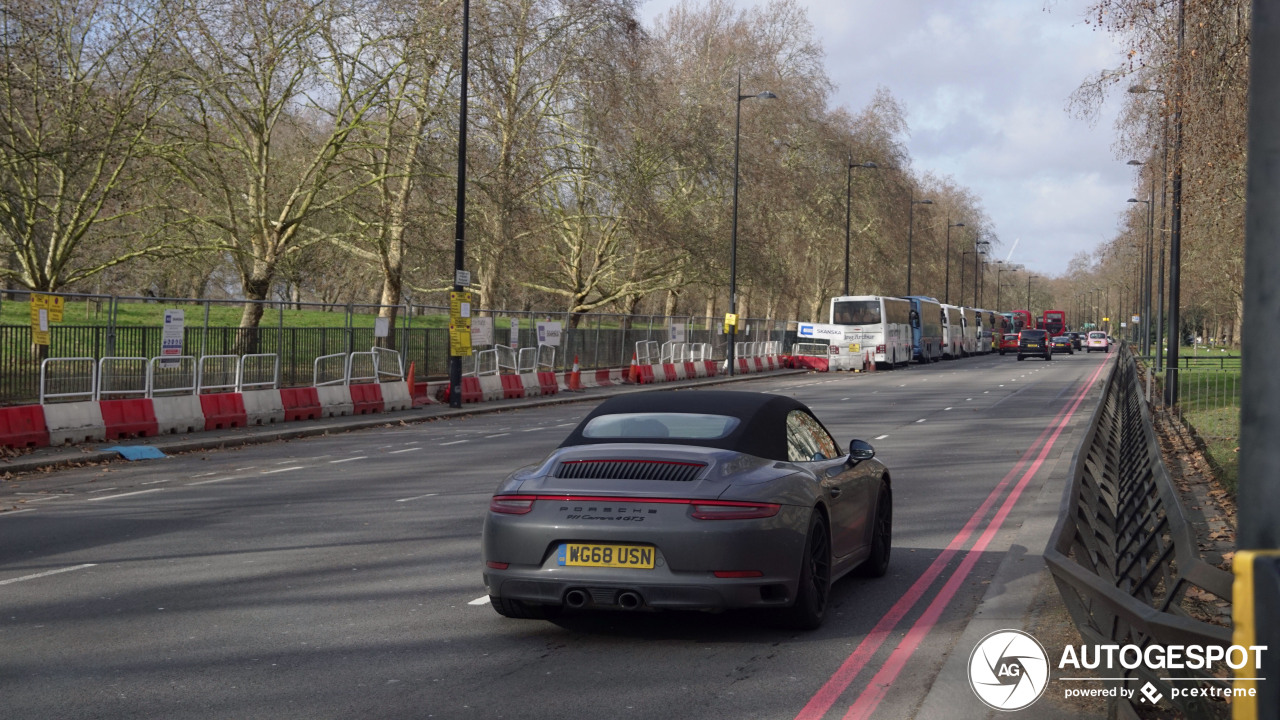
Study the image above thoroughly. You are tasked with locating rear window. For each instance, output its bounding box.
[581,413,741,440]
[1021,330,1046,339]
[1089,332,1106,339]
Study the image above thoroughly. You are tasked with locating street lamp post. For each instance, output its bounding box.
[944,220,965,304]
[1027,274,1039,317]
[727,72,776,377]
[975,240,989,306]
[844,158,879,295]
[1128,192,1154,356]
[447,0,472,409]
[994,261,1007,310]
[907,193,933,295]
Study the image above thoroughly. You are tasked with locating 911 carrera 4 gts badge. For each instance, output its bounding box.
[559,505,657,521]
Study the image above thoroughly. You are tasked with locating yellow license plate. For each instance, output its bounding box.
[1027,343,1040,348]
[558,543,655,569]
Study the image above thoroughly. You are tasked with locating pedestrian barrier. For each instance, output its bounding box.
[500,374,525,399]
[316,385,354,417]
[0,405,49,449]
[99,398,158,439]
[39,357,97,405]
[241,389,285,426]
[537,371,558,396]
[237,354,278,392]
[43,401,106,445]
[98,357,149,400]
[197,355,239,394]
[152,395,205,434]
[149,356,197,397]
[380,381,412,412]
[460,376,482,403]
[199,393,247,430]
[349,383,384,415]
[1045,345,1233,718]
[280,388,322,422]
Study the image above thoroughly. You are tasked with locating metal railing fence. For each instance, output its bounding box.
[1,290,791,404]
[1045,344,1234,719]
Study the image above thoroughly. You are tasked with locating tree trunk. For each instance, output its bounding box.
[236,260,275,356]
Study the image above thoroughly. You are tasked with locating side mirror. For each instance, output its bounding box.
[848,439,875,463]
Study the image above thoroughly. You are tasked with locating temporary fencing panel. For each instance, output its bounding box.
[148,357,197,397]
[198,355,239,394]
[314,352,349,387]
[39,358,97,404]
[237,354,279,391]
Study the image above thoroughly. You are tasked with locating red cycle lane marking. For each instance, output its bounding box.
[840,356,1111,720]
[794,356,1111,720]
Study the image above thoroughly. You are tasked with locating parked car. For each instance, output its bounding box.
[998,333,1018,355]
[1017,329,1052,361]
[1086,331,1109,353]
[482,390,892,630]
[1051,335,1074,354]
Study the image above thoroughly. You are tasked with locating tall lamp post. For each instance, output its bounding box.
[1128,192,1154,356]
[1027,274,1039,317]
[447,0,472,409]
[994,260,1008,309]
[844,158,879,295]
[975,239,989,306]
[906,193,933,295]
[726,72,776,377]
[944,220,965,304]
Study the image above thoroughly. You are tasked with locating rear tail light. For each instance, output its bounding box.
[690,501,781,520]
[714,570,764,578]
[487,561,509,570]
[489,495,536,514]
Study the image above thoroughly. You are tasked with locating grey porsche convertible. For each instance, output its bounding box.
[481,390,892,629]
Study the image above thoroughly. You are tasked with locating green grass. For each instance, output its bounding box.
[1171,367,1241,494]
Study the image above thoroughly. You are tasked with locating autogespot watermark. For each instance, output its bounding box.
[966,630,1268,711]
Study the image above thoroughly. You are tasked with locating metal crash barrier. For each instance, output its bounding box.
[1045,345,1235,719]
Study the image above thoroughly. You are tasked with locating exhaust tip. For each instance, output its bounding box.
[617,591,642,610]
[564,589,588,608]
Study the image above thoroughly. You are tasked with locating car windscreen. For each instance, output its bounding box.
[1021,331,1045,339]
[580,413,741,440]
[1089,332,1106,338]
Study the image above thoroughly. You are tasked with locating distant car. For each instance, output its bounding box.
[998,333,1018,355]
[1051,335,1074,354]
[1068,332,1084,350]
[1017,329,1052,361]
[482,390,893,630]
[1086,331,1109,353]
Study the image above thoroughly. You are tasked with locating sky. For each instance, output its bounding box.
[638,0,1135,278]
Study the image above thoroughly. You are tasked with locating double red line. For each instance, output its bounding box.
[796,356,1112,720]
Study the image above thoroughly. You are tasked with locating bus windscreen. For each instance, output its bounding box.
[832,300,881,325]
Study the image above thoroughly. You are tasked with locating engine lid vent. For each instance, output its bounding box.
[555,459,706,482]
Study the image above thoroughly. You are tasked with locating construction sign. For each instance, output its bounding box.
[28,293,64,346]
[450,291,473,357]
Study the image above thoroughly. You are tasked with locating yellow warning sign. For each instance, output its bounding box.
[450,291,473,357]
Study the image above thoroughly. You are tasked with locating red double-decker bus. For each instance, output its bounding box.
[1042,310,1066,336]
[1009,310,1035,333]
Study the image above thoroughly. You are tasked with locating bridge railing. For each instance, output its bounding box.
[1045,343,1235,719]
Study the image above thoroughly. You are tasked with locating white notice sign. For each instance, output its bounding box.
[374,317,390,338]
[510,318,520,349]
[536,321,562,347]
[668,323,687,344]
[161,309,184,366]
[471,316,494,347]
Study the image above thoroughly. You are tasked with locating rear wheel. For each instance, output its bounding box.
[777,511,832,630]
[857,481,892,578]
[1017,355,1025,361]
[490,596,562,620]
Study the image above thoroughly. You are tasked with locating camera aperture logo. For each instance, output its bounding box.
[968,629,1050,711]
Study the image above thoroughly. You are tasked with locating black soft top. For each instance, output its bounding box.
[558,390,815,461]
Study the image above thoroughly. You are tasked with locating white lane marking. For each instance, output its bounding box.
[141,479,170,486]
[521,428,542,432]
[234,467,256,472]
[0,509,35,517]
[261,466,303,475]
[966,398,973,401]
[916,419,926,423]
[485,433,510,438]
[187,476,236,486]
[984,391,990,394]
[86,487,117,494]
[88,488,164,502]
[275,459,300,465]
[192,472,217,478]
[403,441,421,445]
[469,596,491,606]
[554,423,575,427]
[330,456,366,464]
[944,407,953,411]
[999,384,1005,387]
[841,397,850,401]
[874,434,889,440]
[440,440,468,446]
[389,447,422,454]
[0,563,97,586]
[396,493,438,503]
[15,494,65,502]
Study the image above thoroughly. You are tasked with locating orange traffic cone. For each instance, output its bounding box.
[568,355,583,391]
[627,352,638,384]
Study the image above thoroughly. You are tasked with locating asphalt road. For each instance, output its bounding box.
[0,350,1112,720]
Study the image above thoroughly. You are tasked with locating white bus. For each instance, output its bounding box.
[795,322,865,371]
[829,295,913,368]
[941,303,968,359]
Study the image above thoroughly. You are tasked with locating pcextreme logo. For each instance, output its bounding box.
[967,629,1050,711]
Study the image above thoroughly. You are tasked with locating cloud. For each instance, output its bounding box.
[639,0,1134,277]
